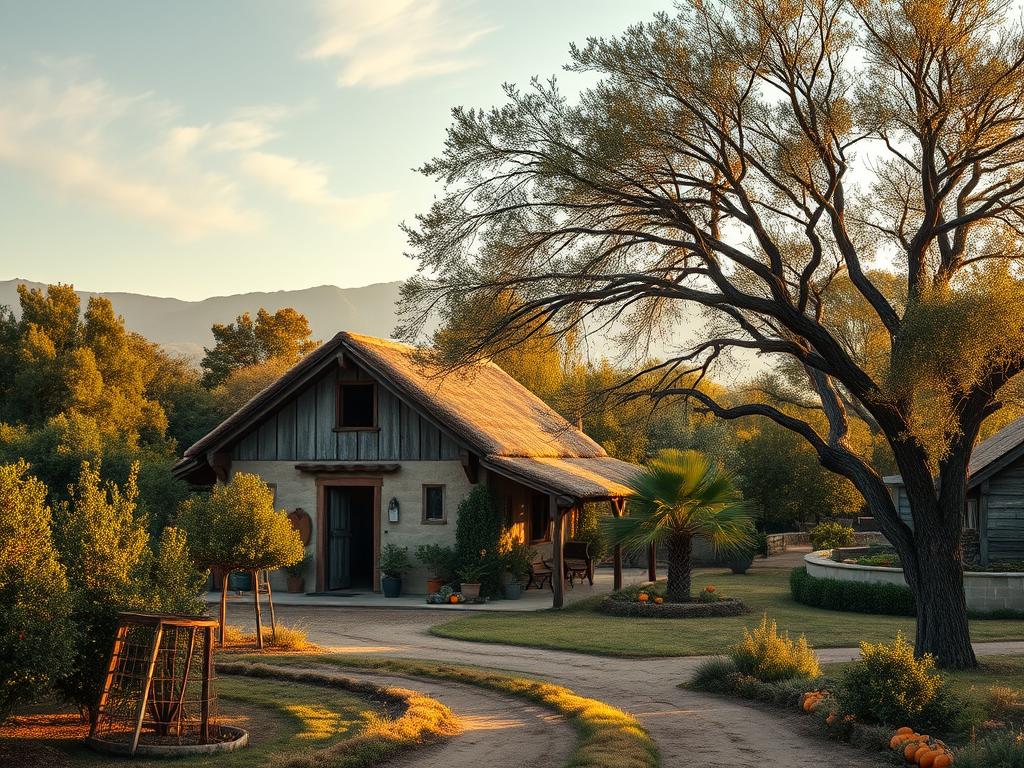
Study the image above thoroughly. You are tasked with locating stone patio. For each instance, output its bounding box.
[204,565,651,612]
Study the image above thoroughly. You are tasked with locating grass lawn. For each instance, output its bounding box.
[0,675,381,768]
[431,567,1024,657]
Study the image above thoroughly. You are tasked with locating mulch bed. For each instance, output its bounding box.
[597,596,750,618]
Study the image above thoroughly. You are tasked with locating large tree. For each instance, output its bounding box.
[400,0,1024,667]
[200,307,319,388]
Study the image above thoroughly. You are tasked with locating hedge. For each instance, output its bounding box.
[789,566,916,616]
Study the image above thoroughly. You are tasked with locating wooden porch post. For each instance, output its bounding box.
[551,494,566,608]
[611,498,624,591]
[648,542,657,582]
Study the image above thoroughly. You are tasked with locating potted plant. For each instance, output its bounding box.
[457,557,490,600]
[415,543,455,594]
[500,536,533,600]
[283,553,310,593]
[379,543,412,598]
[726,537,757,574]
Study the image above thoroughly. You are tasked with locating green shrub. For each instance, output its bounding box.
[453,485,502,596]
[729,615,820,682]
[379,543,412,578]
[954,731,1024,768]
[0,462,72,722]
[809,521,856,550]
[149,526,206,614]
[789,566,916,616]
[689,657,738,692]
[838,633,962,731]
[415,544,456,580]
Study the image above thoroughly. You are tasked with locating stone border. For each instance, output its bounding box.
[804,549,1024,612]
[598,596,750,618]
[84,725,249,757]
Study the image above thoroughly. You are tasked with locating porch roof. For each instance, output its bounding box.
[482,455,639,501]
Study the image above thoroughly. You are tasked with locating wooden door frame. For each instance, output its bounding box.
[316,476,383,592]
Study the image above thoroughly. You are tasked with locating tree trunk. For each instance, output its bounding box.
[252,569,264,651]
[218,571,229,647]
[665,533,692,602]
[895,481,977,669]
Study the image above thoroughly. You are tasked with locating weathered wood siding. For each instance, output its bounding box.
[984,456,1024,559]
[232,361,463,462]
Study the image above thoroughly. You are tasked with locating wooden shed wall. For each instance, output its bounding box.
[232,361,463,463]
[984,456,1024,560]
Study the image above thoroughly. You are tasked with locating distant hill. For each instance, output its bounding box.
[0,279,406,361]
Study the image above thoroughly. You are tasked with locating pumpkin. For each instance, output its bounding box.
[637,592,650,602]
[919,750,940,768]
[932,754,952,768]
[706,585,716,592]
[914,745,933,764]
[896,727,914,736]
[449,595,459,604]
[891,734,910,749]
[905,743,924,761]
[653,596,664,604]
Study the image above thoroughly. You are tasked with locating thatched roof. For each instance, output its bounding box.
[177,331,640,500]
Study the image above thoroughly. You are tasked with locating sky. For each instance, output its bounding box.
[0,0,669,300]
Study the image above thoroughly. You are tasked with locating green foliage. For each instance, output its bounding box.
[497,528,534,581]
[736,421,862,530]
[789,566,916,616]
[838,633,961,731]
[729,615,821,683]
[200,307,319,388]
[954,731,1024,768]
[573,502,607,561]
[379,543,412,578]
[604,449,752,600]
[177,471,303,571]
[689,657,740,692]
[415,543,456,580]
[453,485,502,595]
[0,462,72,722]
[150,526,207,614]
[809,521,856,550]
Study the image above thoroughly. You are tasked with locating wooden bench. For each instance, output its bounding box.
[563,541,593,587]
[526,556,553,590]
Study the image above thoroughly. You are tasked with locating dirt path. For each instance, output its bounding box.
[289,666,574,768]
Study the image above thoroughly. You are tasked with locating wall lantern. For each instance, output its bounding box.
[387,497,400,523]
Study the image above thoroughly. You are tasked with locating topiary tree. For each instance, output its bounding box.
[453,485,502,597]
[0,461,72,723]
[605,450,753,602]
[51,461,151,726]
[177,472,302,648]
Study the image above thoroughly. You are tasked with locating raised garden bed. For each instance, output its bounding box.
[599,596,749,617]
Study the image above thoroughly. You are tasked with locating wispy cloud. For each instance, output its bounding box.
[241,151,391,227]
[0,62,388,237]
[304,0,495,88]
[0,65,261,238]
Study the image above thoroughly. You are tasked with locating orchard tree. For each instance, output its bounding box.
[177,472,303,648]
[200,308,319,388]
[400,0,1024,666]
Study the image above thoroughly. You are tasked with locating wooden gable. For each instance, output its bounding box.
[231,360,463,463]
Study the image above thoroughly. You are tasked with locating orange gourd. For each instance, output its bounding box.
[905,743,923,761]
[932,754,951,768]
[919,750,939,768]
[896,727,914,736]
[914,745,932,764]
[653,596,664,604]
[637,592,649,602]
[449,595,459,604]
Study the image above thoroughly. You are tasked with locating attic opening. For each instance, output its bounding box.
[336,381,376,430]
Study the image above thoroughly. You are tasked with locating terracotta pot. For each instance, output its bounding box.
[461,582,481,599]
[286,575,305,594]
[427,577,444,594]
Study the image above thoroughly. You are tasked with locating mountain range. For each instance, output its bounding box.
[0,279,406,361]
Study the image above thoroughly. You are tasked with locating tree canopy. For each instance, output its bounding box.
[400,0,1024,666]
[200,307,319,388]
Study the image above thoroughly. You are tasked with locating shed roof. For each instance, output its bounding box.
[175,332,640,500]
[883,415,1024,489]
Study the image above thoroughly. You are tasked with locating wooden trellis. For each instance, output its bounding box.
[92,613,218,756]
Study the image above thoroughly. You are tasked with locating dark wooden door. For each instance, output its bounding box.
[327,488,353,590]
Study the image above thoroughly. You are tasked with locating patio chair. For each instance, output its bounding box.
[562,541,593,587]
[526,555,553,590]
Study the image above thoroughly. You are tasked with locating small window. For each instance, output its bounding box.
[423,485,445,523]
[336,382,376,429]
[530,494,550,543]
[964,499,979,531]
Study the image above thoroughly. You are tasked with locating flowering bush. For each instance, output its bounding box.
[729,615,820,682]
[697,585,721,603]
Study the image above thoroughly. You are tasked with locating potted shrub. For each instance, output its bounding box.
[284,553,310,593]
[726,539,756,574]
[379,543,412,598]
[457,557,490,600]
[415,543,455,594]
[499,532,533,600]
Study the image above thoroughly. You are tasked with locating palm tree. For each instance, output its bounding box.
[605,450,753,602]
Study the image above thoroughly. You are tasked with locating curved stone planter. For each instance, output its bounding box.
[85,725,249,757]
[804,549,1024,613]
